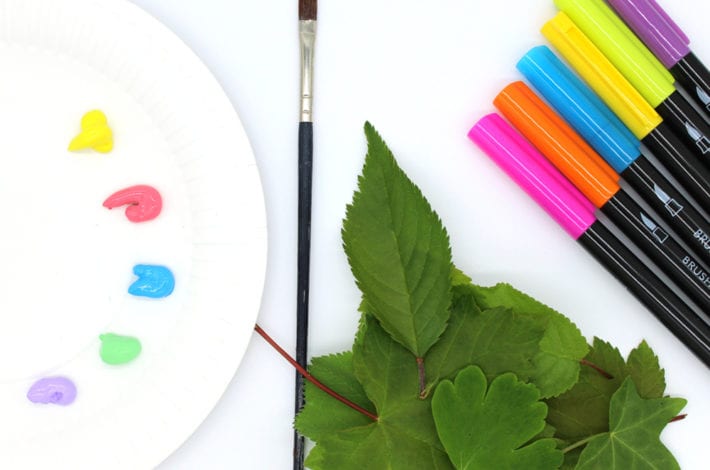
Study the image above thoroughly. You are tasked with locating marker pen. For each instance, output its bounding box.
[606,0,710,123]
[517,46,710,264]
[543,13,710,210]
[469,113,710,366]
[494,81,710,317]
[555,0,710,166]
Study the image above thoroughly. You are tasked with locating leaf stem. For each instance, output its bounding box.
[416,357,426,399]
[254,324,379,422]
[580,359,614,379]
[562,434,601,454]
[562,413,687,455]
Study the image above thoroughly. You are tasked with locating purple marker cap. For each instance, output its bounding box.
[607,0,690,68]
[468,114,596,240]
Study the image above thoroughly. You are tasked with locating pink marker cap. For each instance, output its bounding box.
[468,113,596,239]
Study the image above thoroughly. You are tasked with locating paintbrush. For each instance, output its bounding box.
[295,0,316,468]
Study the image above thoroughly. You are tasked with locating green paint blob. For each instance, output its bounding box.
[99,333,142,365]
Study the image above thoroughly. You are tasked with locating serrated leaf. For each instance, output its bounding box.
[352,316,447,450]
[451,266,472,287]
[295,352,375,442]
[305,316,453,470]
[432,365,563,470]
[575,378,686,470]
[424,284,544,394]
[546,338,667,441]
[342,122,452,357]
[626,340,666,399]
[469,283,588,397]
[546,338,626,440]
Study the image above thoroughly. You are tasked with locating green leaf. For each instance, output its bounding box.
[307,424,454,470]
[546,338,667,441]
[560,447,582,470]
[546,338,626,441]
[304,445,325,469]
[296,125,685,470]
[342,122,452,357]
[626,340,666,399]
[352,316,446,451]
[451,266,473,287]
[295,352,375,442]
[305,316,454,470]
[469,283,589,397]
[431,365,563,470]
[575,378,686,470]
[425,284,544,394]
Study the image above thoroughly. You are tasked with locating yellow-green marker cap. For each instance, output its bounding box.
[554,0,674,108]
[542,12,662,139]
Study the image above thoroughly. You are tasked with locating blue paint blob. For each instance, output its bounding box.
[128,264,175,298]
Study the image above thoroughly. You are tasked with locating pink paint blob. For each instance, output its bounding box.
[103,185,162,222]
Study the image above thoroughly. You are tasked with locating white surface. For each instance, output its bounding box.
[14,0,706,468]
[0,0,266,468]
[134,1,709,469]
[141,0,709,469]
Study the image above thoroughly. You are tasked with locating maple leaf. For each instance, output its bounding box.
[431,365,563,469]
[303,316,454,470]
[468,283,589,398]
[546,338,666,441]
[574,378,686,469]
[424,284,544,395]
[342,122,452,359]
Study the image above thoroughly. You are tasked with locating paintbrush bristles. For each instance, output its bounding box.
[299,0,317,21]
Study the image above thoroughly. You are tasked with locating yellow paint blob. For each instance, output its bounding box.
[68,110,113,153]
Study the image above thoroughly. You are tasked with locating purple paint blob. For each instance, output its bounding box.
[27,377,77,406]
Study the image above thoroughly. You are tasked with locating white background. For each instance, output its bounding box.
[123,1,710,468]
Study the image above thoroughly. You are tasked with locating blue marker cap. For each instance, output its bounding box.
[517,46,639,173]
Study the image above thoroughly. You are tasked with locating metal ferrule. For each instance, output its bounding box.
[299,20,316,122]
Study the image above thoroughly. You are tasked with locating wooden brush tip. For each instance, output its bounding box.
[299,0,317,20]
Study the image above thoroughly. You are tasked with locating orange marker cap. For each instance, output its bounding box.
[494,81,620,208]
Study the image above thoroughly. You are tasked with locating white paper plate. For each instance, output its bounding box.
[0,0,266,467]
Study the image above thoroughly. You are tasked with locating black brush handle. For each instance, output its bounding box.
[621,157,710,266]
[655,90,710,166]
[294,121,313,470]
[671,52,710,124]
[642,123,710,209]
[579,221,710,367]
[602,191,710,321]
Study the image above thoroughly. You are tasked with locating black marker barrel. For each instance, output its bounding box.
[642,123,710,210]
[620,157,710,266]
[602,191,710,321]
[492,81,710,308]
[671,53,710,124]
[517,47,710,267]
[471,113,710,368]
[580,221,710,366]
[655,90,710,168]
